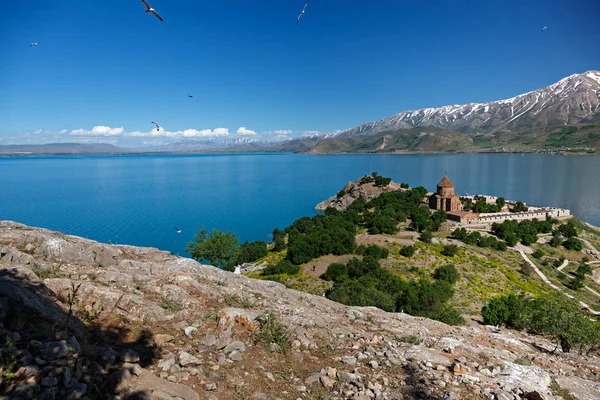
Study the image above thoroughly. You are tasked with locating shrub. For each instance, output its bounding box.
[236,240,268,265]
[365,244,389,260]
[549,236,562,247]
[400,245,416,258]
[400,183,409,189]
[431,306,465,326]
[433,264,459,284]
[272,228,286,252]
[496,241,508,251]
[256,310,291,354]
[532,249,545,259]
[563,237,583,251]
[441,245,459,257]
[419,230,433,243]
[320,263,349,282]
[262,260,300,276]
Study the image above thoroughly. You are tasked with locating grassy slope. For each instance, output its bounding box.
[249,218,600,319]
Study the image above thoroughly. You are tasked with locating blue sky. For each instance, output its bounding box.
[1,0,599,146]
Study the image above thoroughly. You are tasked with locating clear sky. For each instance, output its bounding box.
[1,0,599,146]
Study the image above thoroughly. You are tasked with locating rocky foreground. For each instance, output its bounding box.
[1,221,600,400]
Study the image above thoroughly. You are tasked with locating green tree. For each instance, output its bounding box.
[433,264,459,284]
[549,236,562,247]
[236,240,268,265]
[419,230,433,243]
[558,221,578,238]
[496,197,506,209]
[262,260,300,276]
[186,228,239,272]
[441,245,459,257]
[400,245,416,258]
[532,249,544,259]
[563,237,583,251]
[511,201,528,212]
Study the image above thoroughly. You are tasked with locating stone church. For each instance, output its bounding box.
[429,175,462,213]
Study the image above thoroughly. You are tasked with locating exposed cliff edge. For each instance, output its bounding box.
[315,177,405,211]
[1,220,599,400]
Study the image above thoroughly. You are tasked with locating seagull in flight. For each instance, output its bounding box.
[174,227,182,233]
[141,0,163,22]
[541,26,547,32]
[151,121,160,131]
[188,95,193,98]
[296,1,310,25]
[30,42,38,47]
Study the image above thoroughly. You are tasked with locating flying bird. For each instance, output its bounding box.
[296,1,310,25]
[30,42,38,46]
[541,26,547,32]
[151,121,160,131]
[174,227,182,233]
[141,0,163,22]
[188,95,193,98]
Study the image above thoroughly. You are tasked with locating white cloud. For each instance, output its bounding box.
[274,129,292,135]
[128,127,230,138]
[59,129,67,134]
[70,125,125,136]
[33,129,43,134]
[236,127,257,135]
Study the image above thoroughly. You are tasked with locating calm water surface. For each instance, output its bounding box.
[1,154,599,255]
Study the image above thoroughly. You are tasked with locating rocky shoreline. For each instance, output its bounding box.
[1,220,600,399]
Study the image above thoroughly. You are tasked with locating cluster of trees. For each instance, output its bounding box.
[549,220,583,251]
[285,209,357,265]
[451,228,508,251]
[360,172,392,187]
[186,228,268,271]
[564,260,593,290]
[321,255,464,325]
[510,201,529,213]
[482,292,600,354]
[491,218,553,246]
[462,196,505,213]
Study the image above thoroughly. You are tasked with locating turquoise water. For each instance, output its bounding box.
[1,153,599,255]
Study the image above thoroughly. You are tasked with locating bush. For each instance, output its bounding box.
[563,237,583,251]
[441,245,459,257]
[433,264,459,284]
[558,221,578,238]
[400,183,409,189]
[400,245,415,258]
[431,306,465,325]
[320,263,349,282]
[419,230,433,243]
[365,244,389,260]
[272,228,286,251]
[236,240,268,265]
[262,260,300,276]
[496,241,508,251]
[532,249,544,259]
[256,310,292,354]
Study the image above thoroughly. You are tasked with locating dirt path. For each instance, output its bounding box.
[557,259,569,271]
[303,254,357,277]
[516,250,600,315]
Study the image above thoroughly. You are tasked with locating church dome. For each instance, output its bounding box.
[437,176,454,189]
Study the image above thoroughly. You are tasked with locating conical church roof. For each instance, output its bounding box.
[437,176,454,188]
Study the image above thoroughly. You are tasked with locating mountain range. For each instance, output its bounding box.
[2,71,599,155]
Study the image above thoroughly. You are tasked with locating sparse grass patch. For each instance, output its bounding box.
[224,293,254,308]
[513,357,533,366]
[160,299,183,312]
[32,263,62,279]
[396,335,422,345]
[550,379,578,400]
[256,309,291,355]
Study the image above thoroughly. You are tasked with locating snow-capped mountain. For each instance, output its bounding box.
[337,70,600,138]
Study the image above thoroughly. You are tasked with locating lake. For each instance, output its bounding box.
[1,153,599,255]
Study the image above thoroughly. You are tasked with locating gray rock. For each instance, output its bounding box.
[209,371,221,381]
[223,340,246,354]
[305,372,322,385]
[131,370,200,400]
[205,383,217,391]
[320,375,334,389]
[337,370,357,382]
[179,351,202,367]
[66,383,87,400]
[123,362,143,376]
[155,334,175,345]
[152,391,174,400]
[229,350,242,361]
[42,376,58,387]
[340,356,357,365]
[252,393,267,400]
[121,349,140,363]
[184,326,197,338]
[495,391,513,400]
[39,341,69,361]
[217,353,226,363]
[158,357,176,372]
[200,334,217,347]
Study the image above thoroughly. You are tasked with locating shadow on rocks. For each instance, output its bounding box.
[0,268,159,400]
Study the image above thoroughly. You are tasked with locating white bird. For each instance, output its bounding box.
[30,42,38,46]
[541,26,547,32]
[141,0,163,22]
[296,1,310,25]
[151,121,160,131]
[174,227,182,233]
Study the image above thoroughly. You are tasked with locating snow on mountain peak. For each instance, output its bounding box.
[336,71,600,138]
